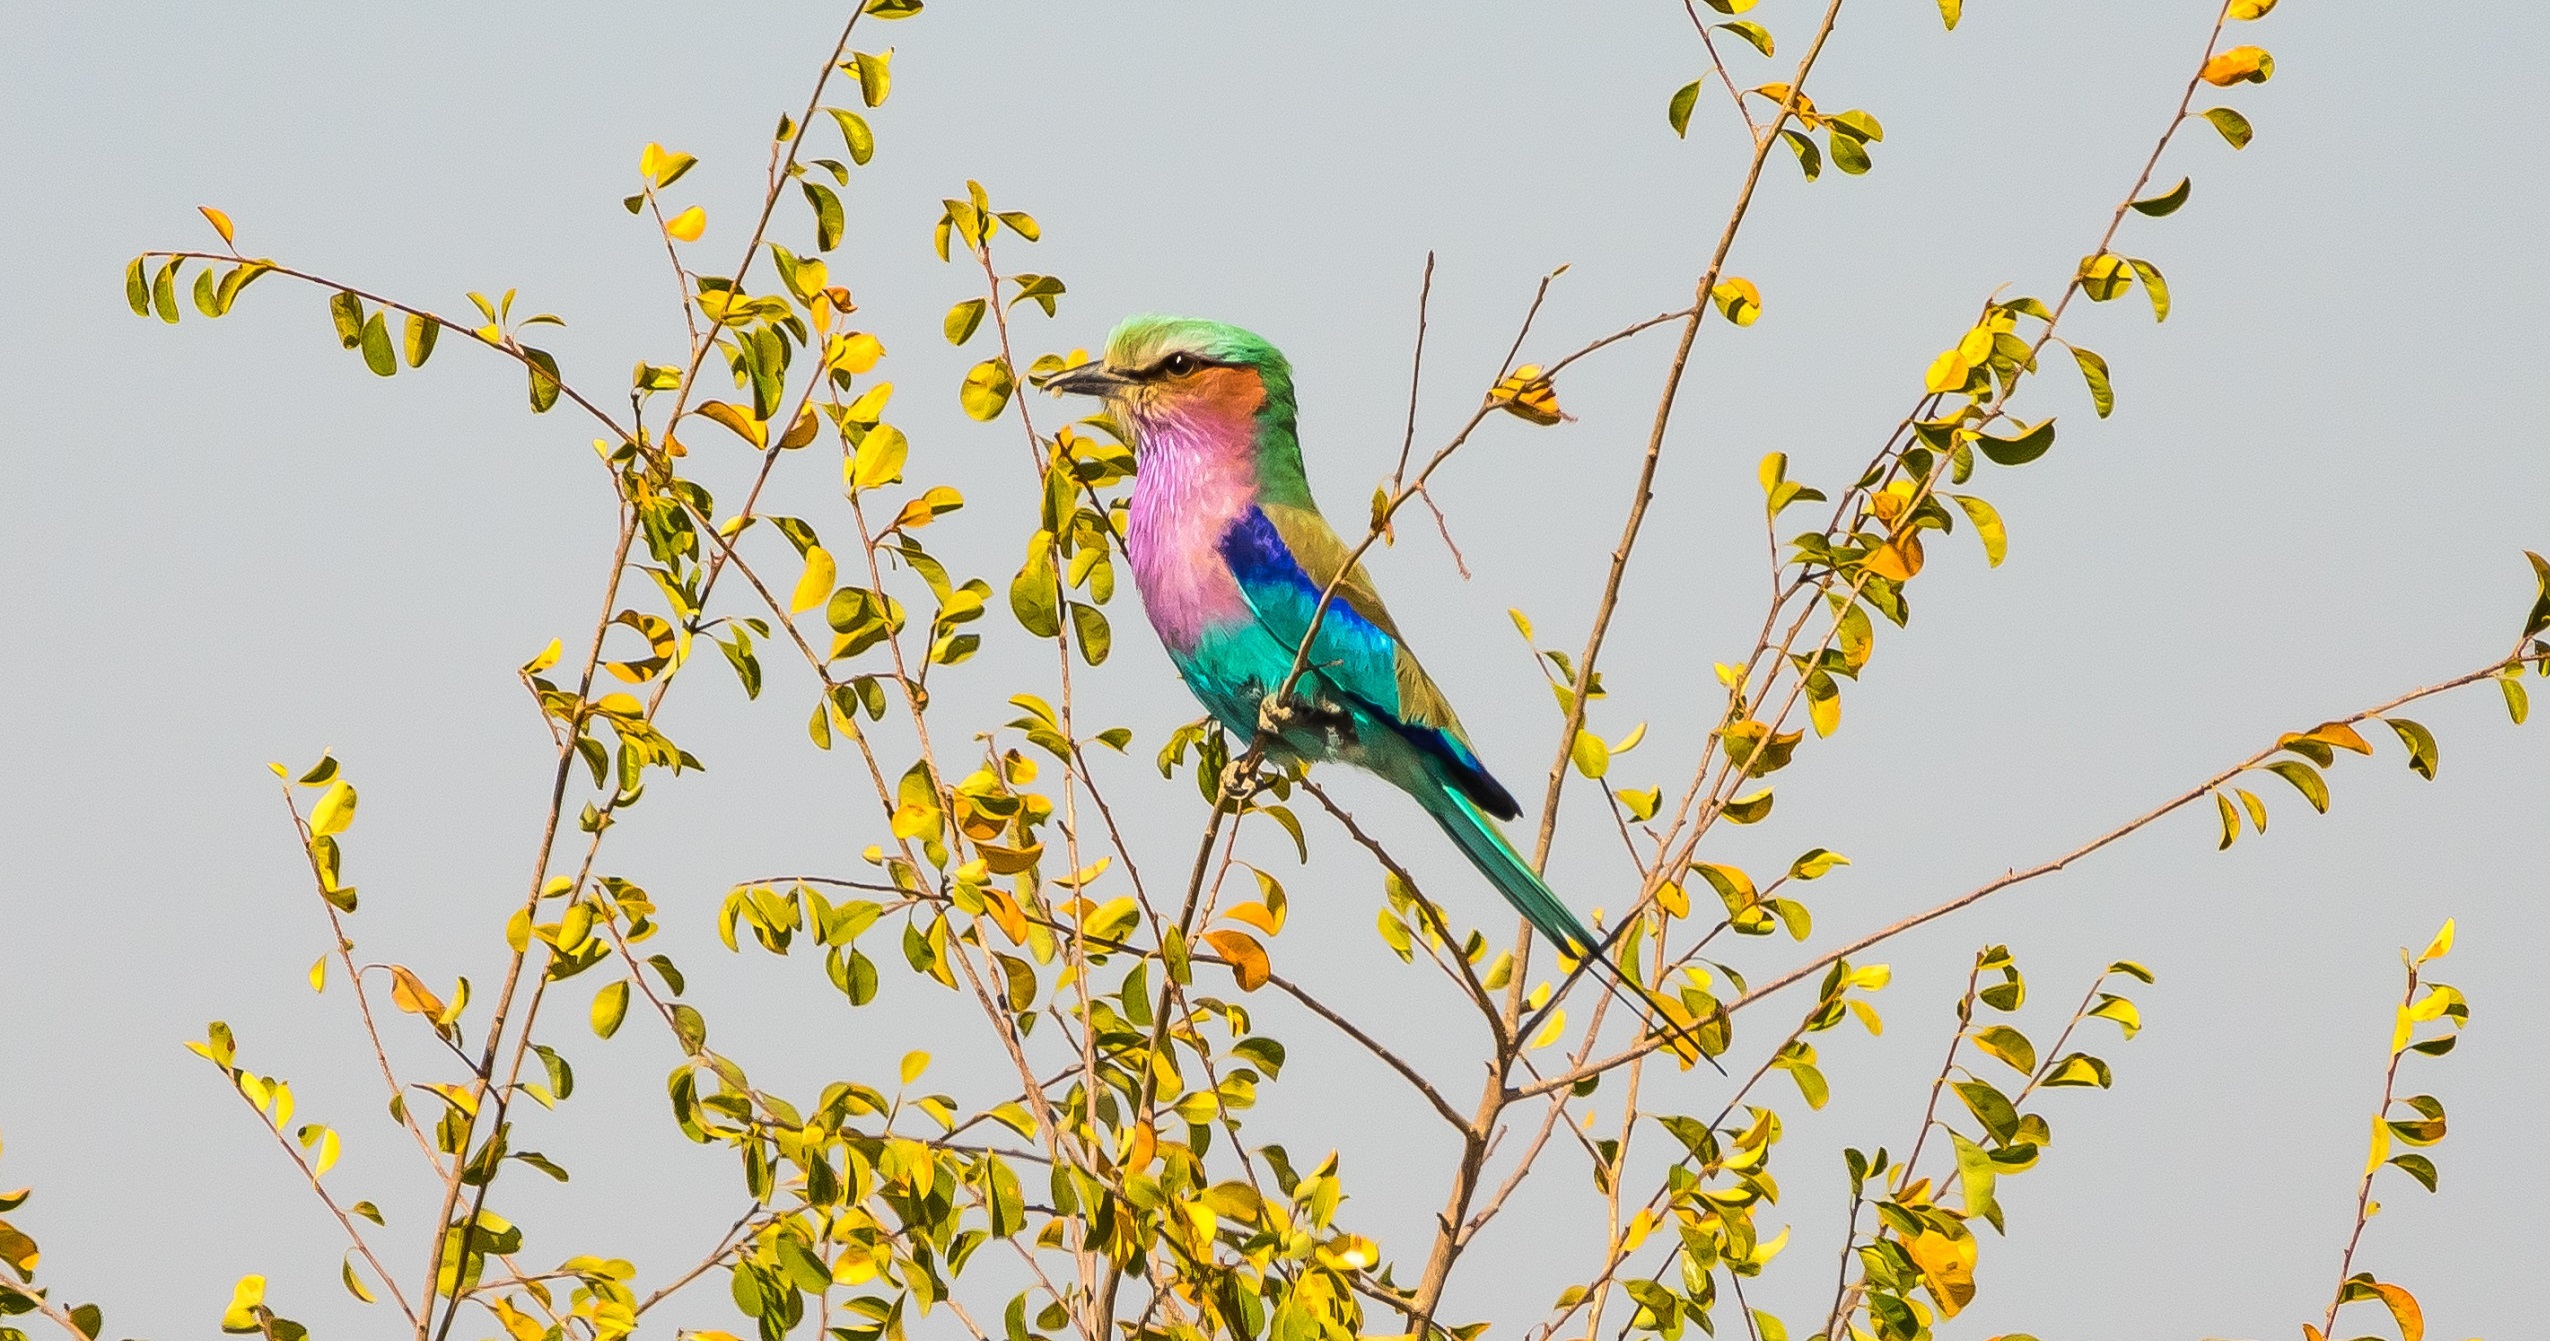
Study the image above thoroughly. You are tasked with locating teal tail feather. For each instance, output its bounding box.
[1415,779,1724,1072]
[1419,787,1599,958]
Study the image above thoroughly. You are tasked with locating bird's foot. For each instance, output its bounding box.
[1256,689,1348,741]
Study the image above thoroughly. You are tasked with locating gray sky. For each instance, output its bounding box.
[5,3,2546,1340]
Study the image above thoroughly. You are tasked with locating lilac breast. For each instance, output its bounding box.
[1123,414,1258,654]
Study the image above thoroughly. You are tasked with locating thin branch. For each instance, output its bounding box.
[1261,971,1468,1131]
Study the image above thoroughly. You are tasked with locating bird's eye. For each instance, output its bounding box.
[1161,352,1196,376]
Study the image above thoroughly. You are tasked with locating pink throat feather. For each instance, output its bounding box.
[1122,406,1259,654]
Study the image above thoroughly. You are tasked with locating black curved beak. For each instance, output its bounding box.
[1042,361,1133,397]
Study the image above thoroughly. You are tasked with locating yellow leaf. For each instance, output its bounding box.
[899,1050,930,1084]
[309,956,327,992]
[833,331,886,375]
[1904,1229,1975,1316]
[1488,364,1564,425]
[2415,916,2455,964]
[791,546,837,616]
[1528,1007,1567,1050]
[665,206,706,241]
[222,1275,268,1332]
[311,1126,339,1176]
[852,423,909,490]
[695,400,766,448]
[2227,0,2275,18]
[1758,451,1786,491]
[1955,327,1994,365]
[309,780,359,837]
[1864,538,1920,582]
[199,205,236,246]
[1710,276,1762,326]
[1571,729,1610,779]
[961,357,1015,421]
[522,637,563,675]
[1924,349,1970,394]
[1655,878,1688,918]
[2365,1110,2390,1175]
[491,1298,547,1341]
[2200,45,2274,86]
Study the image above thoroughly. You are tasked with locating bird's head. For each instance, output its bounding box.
[1042,315,1294,451]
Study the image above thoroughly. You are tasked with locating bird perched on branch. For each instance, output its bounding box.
[1042,315,1602,963]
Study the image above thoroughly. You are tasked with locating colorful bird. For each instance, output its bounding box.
[1043,315,1602,962]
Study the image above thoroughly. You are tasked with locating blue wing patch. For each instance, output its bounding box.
[1217,507,1522,820]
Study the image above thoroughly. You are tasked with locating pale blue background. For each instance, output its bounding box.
[4,3,2544,1340]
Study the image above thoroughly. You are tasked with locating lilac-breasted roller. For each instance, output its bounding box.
[1046,315,1602,961]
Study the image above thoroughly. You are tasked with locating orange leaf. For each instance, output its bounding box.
[2200,45,2274,86]
[2367,1282,2423,1341]
[1200,929,1270,991]
[1487,365,1564,425]
[1225,903,1284,937]
[386,966,446,1019]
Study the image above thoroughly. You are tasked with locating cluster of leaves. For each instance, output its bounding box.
[0,1135,110,1341]
[2299,921,2471,1341]
[1826,950,2149,1341]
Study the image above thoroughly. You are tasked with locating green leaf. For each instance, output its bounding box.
[1780,127,1821,181]
[1829,130,1871,175]
[2201,106,2254,149]
[151,261,181,323]
[827,108,876,165]
[1975,419,2054,466]
[1972,1024,2035,1074]
[524,348,562,414]
[961,358,1015,421]
[2070,345,2114,417]
[1069,601,1110,665]
[850,49,892,107]
[945,297,986,346]
[1947,494,2006,567]
[192,267,222,318]
[2501,673,2529,725]
[1668,80,1704,138]
[2038,1052,2112,1088]
[2128,176,2190,217]
[2382,717,2439,780]
[590,980,630,1038]
[125,256,151,315]
[328,289,363,346]
[2387,1152,2439,1192]
[403,313,439,368]
[1721,789,1774,824]
[2263,758,2329,813]
[1717,21,1773,56]
[803,182,844,251]
[1787,848,1848,880]
[2126,256,2171,321]
[1010,538,1062,637]
[2525,550,2550,638]
[359,312,397,377]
